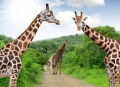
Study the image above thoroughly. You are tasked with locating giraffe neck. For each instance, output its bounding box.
[0,13,44,56]
[58,43,66,54]
[82,23,116,52]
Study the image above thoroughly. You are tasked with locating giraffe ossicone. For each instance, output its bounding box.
[0,3,60,87]
[73,11,120,87]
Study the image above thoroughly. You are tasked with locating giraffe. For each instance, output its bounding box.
[0,3,60,87]
[52,40,68,75]
[72,11,120,87]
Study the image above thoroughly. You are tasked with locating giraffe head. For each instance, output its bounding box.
[40,3,60,25]
[64,40,69,45]
[72,12,87,30]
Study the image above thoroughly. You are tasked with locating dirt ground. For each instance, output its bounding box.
[39,65,96,87]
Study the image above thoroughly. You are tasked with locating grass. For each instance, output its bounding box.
[62,67,109,87]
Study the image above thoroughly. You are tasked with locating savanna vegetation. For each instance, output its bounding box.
[0,25,120,87]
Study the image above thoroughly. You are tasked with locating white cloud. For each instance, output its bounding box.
[85,14,102,26]
[66,0,105,8]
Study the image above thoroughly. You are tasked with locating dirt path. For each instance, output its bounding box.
[39,66,96,87]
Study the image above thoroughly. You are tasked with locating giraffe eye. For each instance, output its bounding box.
[47,14,51,17]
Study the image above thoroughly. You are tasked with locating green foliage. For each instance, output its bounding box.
[0,35,12,44]
[0,40,5,49]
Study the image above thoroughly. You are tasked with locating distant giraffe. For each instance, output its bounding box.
[72,11,120,87]
[0,3,60,87]
[52,40,68,75]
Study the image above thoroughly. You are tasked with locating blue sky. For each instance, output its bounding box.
[0,0,120,41]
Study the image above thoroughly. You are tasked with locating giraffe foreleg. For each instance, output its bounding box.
[104,57,114,87]
[113,66,119,87]
[58,62,61,75]
[9,70,20,87]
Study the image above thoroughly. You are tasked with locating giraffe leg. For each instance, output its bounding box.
[113,66,119,87]
[58,62,61,75]
[55,63,58,75]
[9,70,20,87]
[52,64,55,75]
[106,67,114,87]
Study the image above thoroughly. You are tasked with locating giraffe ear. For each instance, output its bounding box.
[50,11,53,16]
[72,17,75,20]
[46,3,50,11]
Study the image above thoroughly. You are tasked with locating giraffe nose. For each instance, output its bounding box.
[56,20,60,25]
[77,26,81,30]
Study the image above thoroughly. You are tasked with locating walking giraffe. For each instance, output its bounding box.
[52,40,68,75]
[0,3,60,87]
[72,11,120,87]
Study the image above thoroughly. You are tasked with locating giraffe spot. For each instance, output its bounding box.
[8,62,12,67]
[34,19,37,23]
[5,49,9,52]
[115,43,119,50]
[109,39,111,42]
[12,60,16,64]
[3,56,8,63]
[100,35,103,40]
[36,23,40,28]
[28,34,32,40]
[98,41,103,46]
[112,39,115,42]
[105,47,109,52]
[13,65,16,68]
[107,51,112,57]
[110,43,114,49]
[23,41,28,49]
[37,14,40,18]
[92,35,98,41]
[13,40,18,45]
[21,50,25,54]
[31,37,34,41]
[86,25,90,29]
[15,46,19,52]
[0,57,3,61]
[9,55,14,61]
[6,44,10,48]
[33,28,37,34]
[111,59,115,63]
[15,57,20,62]
[18,41,22,49]
[91,29,94,33]
[21,35,26,41]
[102,44,107,49]
[95,32,99,36]
[13,51,18,56]
[114,66,117,71]
[107,42,110,45]
[113,49,117,52]
[25,31,29,36]
[86,31,90,36]
[112,54,117,58]
[116,58,120,65]
[17,63,22,69]
[1,64,6,69]
[11,45,14,50]
[32,24,35,27]
[0,62,2,66]
[28,27,32,31]
[109,63,114,68]
[38,19,41,22]
[105,37,107,42]
[9,51,12,55]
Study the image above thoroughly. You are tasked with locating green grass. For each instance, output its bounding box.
[62,67,109,87]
